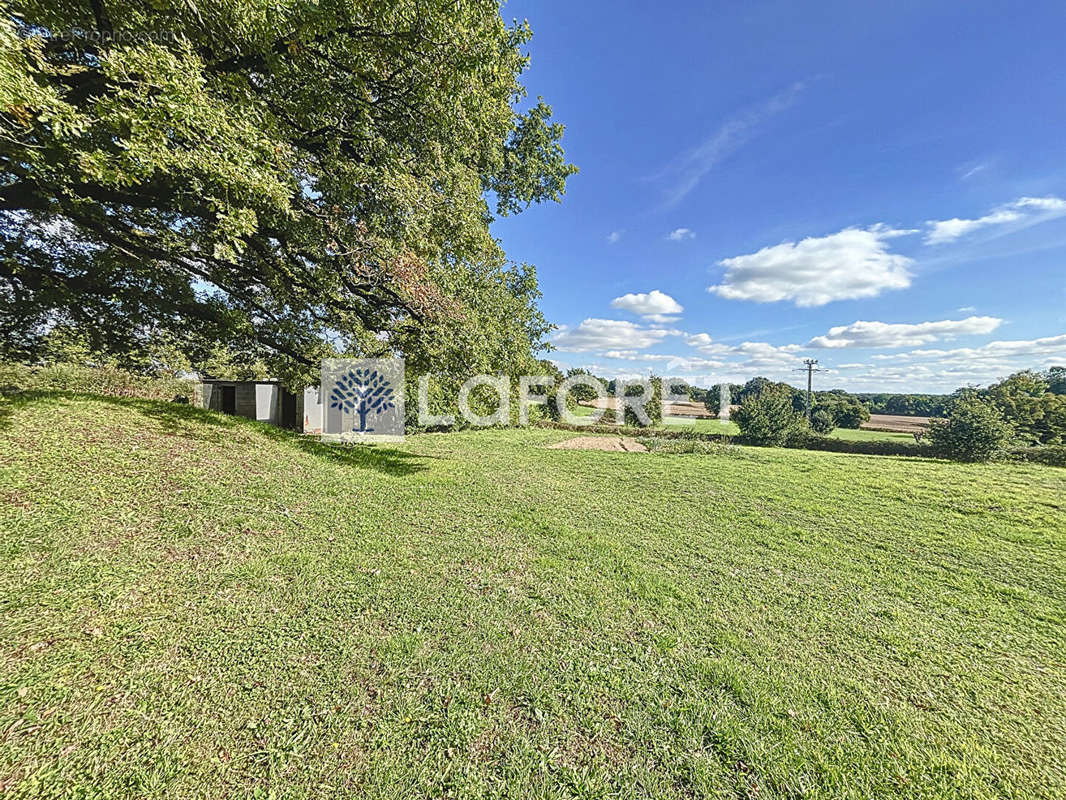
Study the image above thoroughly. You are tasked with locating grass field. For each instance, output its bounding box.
[2,393,1065,798]
[662,416,913,443]
[574,404,911,443]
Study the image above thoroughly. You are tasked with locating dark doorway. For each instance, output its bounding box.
[281,390,297,430]
[220,385,236,415]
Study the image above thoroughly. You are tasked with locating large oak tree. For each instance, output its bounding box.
[0,0,576,385]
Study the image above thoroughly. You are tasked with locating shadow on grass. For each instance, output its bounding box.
[0,390,430,477]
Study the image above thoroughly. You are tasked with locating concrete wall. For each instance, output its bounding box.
[303,386,323,434]
[254,383,278,424]
[196,381,300,429]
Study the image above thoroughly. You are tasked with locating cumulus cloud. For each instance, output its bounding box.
[664,356,729,372]
[560,329,1066,393]
[666,227,695,241]
[830,333,1066,391]
[606,230,623,244]
[553,319,681,352]
[685,333,732,355]
[925,196,1066,244]
[730,341,804,368]
[708,225,915,307]
[902,332,1066,362]
[610,290,684,323]
[808,316,1003,348]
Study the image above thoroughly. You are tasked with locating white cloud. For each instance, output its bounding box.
[685,333,732,355]
[957,161,990,181]
[666,227,695,241]
[808,316,1002,349]
[957,306,976,313]
[925,210,1021,244]
[831,333,1066,391]
[925,196,1066,244]
[664,356,729,372]
[602,350,675,362]
[903,332,1066,362]
[730,341,804,368]
[709,225,915,307]
[559,329,1066,393]
[553,319,681,352]
[606,230,623,244]
[610,290,684,323]
[657,81,807,207]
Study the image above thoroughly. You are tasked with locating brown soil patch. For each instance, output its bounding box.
[548,436,648,452]
[862,414,930,433]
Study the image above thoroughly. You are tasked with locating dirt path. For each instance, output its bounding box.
[548,436,648,452]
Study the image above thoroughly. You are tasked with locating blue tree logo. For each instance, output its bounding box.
[328,368,396,433]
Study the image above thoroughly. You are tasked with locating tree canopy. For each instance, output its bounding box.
[1,0,576,384]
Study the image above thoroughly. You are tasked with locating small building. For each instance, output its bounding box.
[303,386,324,434]
[193,379,303,430]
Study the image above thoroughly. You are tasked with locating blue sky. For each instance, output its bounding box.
[491,0,1066,393]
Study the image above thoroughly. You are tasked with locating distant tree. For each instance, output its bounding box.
[927,397,1013,462]
[737,377,773,404]
[809,407,836,435]
[622,377,662,428]
[1046,366,1066,395]
[703,382,741,416]
[665,380,693,400]
[985,370,1066,445]
[815,397,869,429]
[565,369,602,403]
[732,386,809,446]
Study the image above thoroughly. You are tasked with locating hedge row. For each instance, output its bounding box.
[782,433,923,457]
[0,363,194,402]
[535,419,1066,465]
[534,419,733,443]
[1005,445,1066,467]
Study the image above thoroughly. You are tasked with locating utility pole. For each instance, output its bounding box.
[795,359,826,418]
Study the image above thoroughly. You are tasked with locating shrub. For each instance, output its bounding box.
[810,407,836,435]
[622,377,662,428]
[639,438,738,456]
[732,386,809,446]
[544,382,579,422]
[926,397,1014,462]
[1005,445,1066,467]
[0,362,193,401]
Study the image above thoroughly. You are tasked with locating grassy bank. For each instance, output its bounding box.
[2,393,1064,798]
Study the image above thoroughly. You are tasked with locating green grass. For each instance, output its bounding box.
[663,416,913,442]
[2,393,1065,799]
[828,427,916,442]
[663,415,741,435]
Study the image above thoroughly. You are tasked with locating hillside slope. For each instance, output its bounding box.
[1,393,1065,799]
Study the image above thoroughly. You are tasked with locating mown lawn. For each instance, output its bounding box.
[1,393,1064,799]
